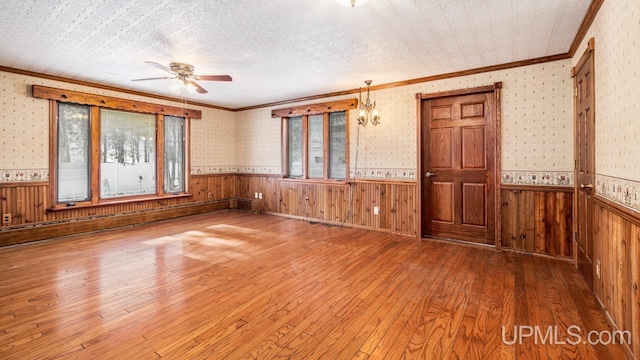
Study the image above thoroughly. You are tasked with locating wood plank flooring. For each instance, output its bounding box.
[0,211,629,359]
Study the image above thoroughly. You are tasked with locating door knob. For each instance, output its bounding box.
[580,183,594,189]
[425,172,436,178]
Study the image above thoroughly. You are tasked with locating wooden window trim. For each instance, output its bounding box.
[42,86,192,210]
[275,99,356,182]
[33,85,202,119]
[278,178,351,186]
[271,99,357,118]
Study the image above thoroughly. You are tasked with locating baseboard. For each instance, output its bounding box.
[594,294,637,360]
[0,199,231,247]
[421,235,497,250]
[262,211,416,237]
[500,247,574,262]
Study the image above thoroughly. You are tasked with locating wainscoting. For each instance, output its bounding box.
[0,175,238,227]
[592,196,640,358]
[0,174,418,245]
[500,185,573,258]
[3,175,580,261]
[0,174,239,246]
[236,175,418,235]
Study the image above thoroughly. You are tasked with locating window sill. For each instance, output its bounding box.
[279,178,351,186]
[47,193,192,212]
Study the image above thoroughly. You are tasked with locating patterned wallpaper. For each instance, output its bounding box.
[0,70,236,182]
[235,107,280,171]
[573,0,640,184]
[0,59,577,184]
[190,107,236,170]
[235,59,574,183]
[568,0,640,212]
[0,73,49,170]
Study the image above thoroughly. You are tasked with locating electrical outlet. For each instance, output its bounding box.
[374,206,379,215]
[259,193,263,199]
[305,197,309,204]
[596,260,601,279]
[207,192,213,199]
[255,192,259,199]
[2,214,10,224]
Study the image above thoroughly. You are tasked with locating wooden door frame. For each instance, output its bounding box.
[415,82,502,247]
[571,37,595,267]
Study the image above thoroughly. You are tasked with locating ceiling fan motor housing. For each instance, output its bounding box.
[170,63,195,77]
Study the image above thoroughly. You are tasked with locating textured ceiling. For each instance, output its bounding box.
[0,0,590,109]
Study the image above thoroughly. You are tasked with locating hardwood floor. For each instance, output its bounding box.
[0,211,628,359]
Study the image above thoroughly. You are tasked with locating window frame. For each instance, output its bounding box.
[34,85,198,210]
[273,99,357,183]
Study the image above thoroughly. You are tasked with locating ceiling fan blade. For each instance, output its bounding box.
[145,61,173,74]
[131,76,174,81]
[188,80,208,94]
[193,75,232,82]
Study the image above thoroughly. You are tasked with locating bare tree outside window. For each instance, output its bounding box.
[163,116,185,193]
[57,103,90,202]
[100,109,155,198]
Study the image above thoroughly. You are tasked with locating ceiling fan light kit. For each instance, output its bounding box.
[132,61,232,94]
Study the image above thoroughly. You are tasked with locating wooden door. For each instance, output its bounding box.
[574,41,595,288]
[421,92,495,245]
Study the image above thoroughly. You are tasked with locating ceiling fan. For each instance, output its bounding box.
[132,61,232,94]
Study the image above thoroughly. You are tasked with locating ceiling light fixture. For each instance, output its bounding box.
[357,80,380,126]
[335,0,370,7]
[169,76,196,94]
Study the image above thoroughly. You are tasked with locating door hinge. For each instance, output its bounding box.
[574,232,578,242]
[575,159,577,170]
[574,87,578,97]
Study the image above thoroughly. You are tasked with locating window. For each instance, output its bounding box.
[34,85,198,208]
[273,99,356,181]
[100,109,156,198]
[328,112,346,180]
[308,115,324,178]
[288,116,303,177]
[163,115,185,193]
[57,103,90,202]
[284,112,346,180]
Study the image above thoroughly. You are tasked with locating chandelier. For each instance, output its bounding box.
[335,0,370,7]
[357,80,380,126]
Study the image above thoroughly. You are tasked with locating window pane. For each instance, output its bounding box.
[328,111,346,180]
[164,116,185,193]
[288,116,303,177]
[100,109,156,198]
[57,103,90,203]
[308,115,324,178]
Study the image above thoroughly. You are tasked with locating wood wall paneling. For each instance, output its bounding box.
[0,174,238,245]
[3,175,582,259]
[500,187,573,258]
[236,176,417,235]
[592,197,640,358]
[3,174,585,263]
[190,174,238,201]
